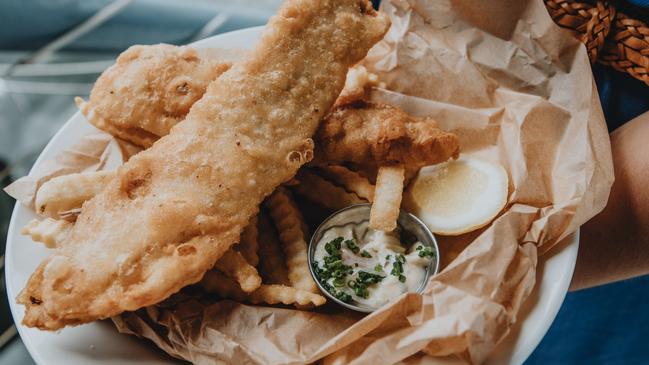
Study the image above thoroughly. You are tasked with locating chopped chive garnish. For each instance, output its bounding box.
[357,271,384,285]
[347,279,370,298]
[324,237,343,256]
[334,290,352,303]
[418,246,435,258]
[333,276,346,287]
[316,236,357,302]
[316,237,430,304]
[390,255,406,282]
[344,239,360,254]
[354,284,369,298]
[345,271,385,300]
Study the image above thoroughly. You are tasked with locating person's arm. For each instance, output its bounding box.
[571,111,649,290]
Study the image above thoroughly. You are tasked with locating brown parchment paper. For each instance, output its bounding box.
[5,0,613,363]
[4,133,140,208]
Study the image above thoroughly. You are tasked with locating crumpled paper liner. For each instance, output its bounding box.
[5,0,613,363]
[113,295,362,365]
[4,133,140,209]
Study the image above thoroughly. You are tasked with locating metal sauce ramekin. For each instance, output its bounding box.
[308,204,440,313]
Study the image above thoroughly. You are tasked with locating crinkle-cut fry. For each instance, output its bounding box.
[248,285,325,307]
[257,213,290,286]
[370,165,405,232]
[199,271,325,307]
[319,165,375,202]
[294,170,365,210]
[213,249,262,293]
[235,216,259,267]
[199,270,247,301]
[35,171,114,219]
[21,218,73,249]
[265,187,318,293]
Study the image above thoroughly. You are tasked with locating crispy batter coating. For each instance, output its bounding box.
[76,44,235,147]
[18,0,389,330]
[21,218,73,249]
[77,51,377,149]
[313,101,460,170]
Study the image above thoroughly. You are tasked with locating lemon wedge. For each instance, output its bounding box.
[403,158,508,235]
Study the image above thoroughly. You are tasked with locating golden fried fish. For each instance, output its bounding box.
[75,44,238,147]
[313,100,460,170]
[19,0,389,330]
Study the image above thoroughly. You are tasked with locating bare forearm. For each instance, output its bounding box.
[571,111,649,290]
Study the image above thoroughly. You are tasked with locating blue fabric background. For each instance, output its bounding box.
[527,276,649,364]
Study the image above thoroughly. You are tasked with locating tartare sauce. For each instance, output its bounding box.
[313,220,435,309]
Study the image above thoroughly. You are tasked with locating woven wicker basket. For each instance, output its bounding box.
[545,0,649,86]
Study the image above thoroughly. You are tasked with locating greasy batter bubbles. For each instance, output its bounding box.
[18,0,390,330]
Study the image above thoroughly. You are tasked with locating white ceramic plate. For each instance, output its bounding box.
[5,27,579,365]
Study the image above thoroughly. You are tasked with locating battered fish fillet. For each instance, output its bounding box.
[75,46,375,148]
[313,100,460,170]
[19,0,389,330]
[75,44,238,147]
